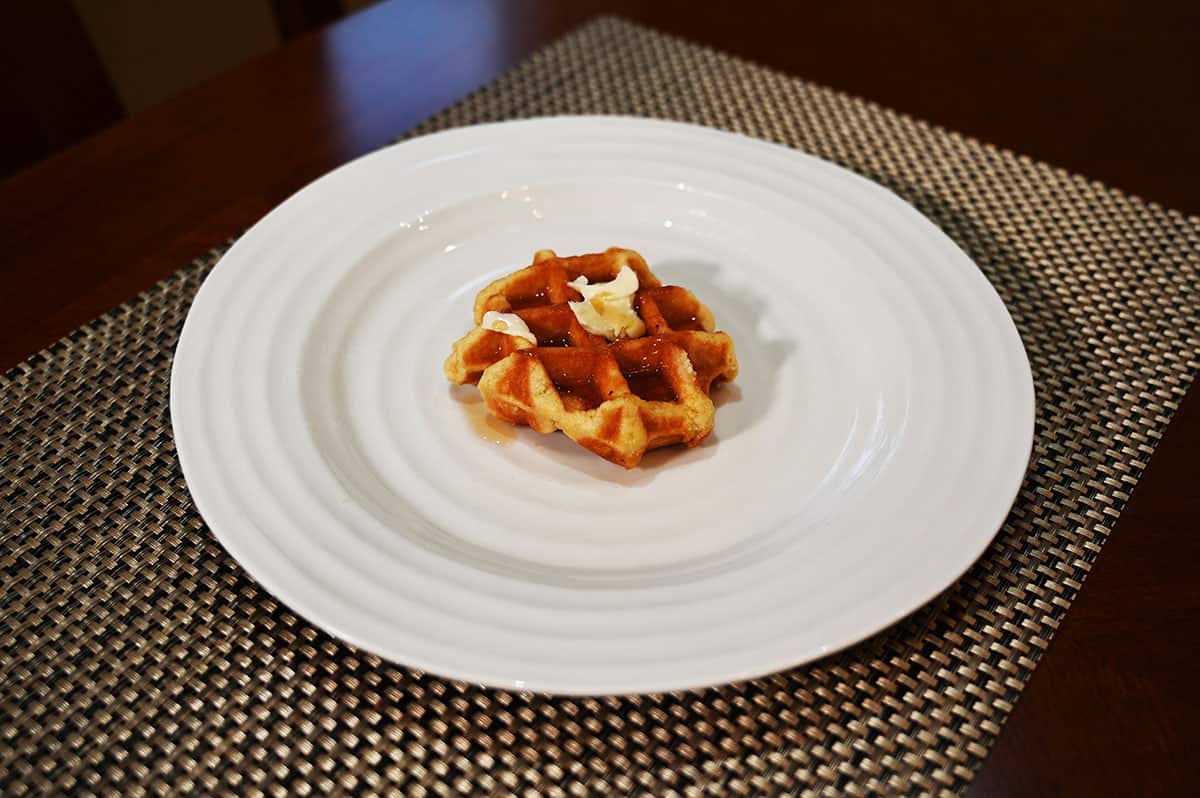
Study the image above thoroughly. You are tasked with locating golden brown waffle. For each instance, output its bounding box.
[472,247,662,324]
[445,248,738,467]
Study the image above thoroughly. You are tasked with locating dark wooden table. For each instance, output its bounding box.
[2,1,1196,793]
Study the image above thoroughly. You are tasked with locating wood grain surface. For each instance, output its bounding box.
[2,1,1196,793]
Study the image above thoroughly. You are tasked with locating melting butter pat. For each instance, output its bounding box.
[567,266,646,340]
[481,311,537,345]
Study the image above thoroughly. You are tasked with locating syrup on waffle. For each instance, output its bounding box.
[445,248,738,468]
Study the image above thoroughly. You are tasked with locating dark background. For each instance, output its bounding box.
[5,0,1199,215]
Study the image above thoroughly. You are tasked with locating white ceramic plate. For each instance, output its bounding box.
[171,117,1034,695]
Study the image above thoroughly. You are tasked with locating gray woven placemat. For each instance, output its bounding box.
[3,17,1198,797]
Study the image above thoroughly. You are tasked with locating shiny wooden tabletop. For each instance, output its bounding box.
[2,1,1196,793]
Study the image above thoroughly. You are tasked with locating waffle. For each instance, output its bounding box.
[444,248,738,468]
[472,248,662,324]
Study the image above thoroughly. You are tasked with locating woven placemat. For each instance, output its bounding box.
[3,17,1198,797]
